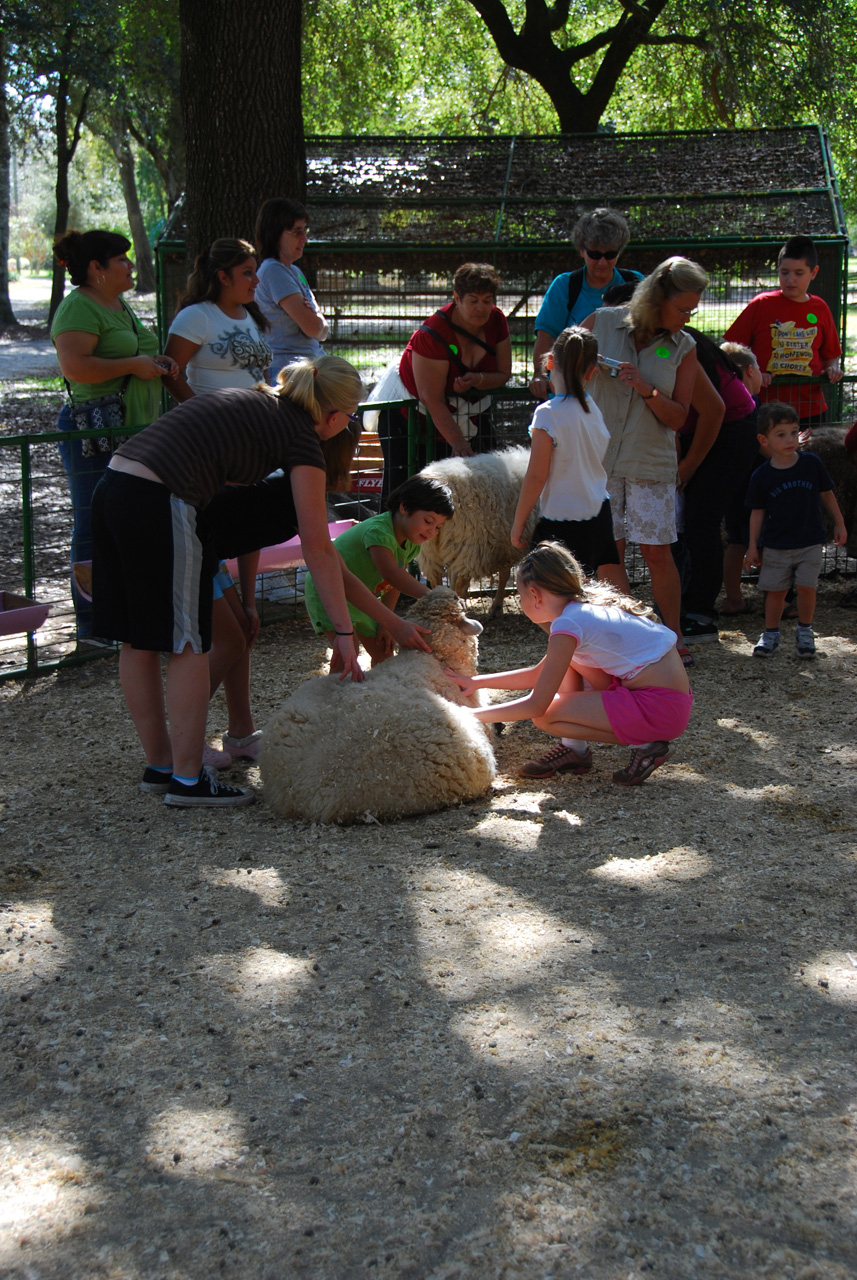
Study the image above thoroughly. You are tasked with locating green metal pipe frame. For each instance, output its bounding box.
[5,375,857,683]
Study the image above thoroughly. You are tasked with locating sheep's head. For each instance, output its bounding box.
[406,586,482,674]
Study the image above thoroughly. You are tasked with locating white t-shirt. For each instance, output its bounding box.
[529,393,610,521]
[168,301,273,393]
[550,600,675,679]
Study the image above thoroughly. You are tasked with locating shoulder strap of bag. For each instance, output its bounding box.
[565,267,586,317]
[418,308,497,369]
[443,313,496,357]
[417,312,469,375]
[566,266,639,323]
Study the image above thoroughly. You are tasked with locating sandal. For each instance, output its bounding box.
[677,645,695,668]
[613,741,673,786]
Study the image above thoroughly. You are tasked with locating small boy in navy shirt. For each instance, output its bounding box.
[744,402,846,658]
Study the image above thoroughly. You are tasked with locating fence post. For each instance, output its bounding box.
[19,438,38,673]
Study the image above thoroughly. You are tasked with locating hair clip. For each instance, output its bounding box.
[312,366,318,377]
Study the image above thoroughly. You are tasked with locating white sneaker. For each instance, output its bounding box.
[221,730,262,762]
[796,628,816,658]
[753,631,780,658]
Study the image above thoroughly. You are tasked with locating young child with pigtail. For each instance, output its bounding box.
[510,325,626,589]
[447,541,692,786]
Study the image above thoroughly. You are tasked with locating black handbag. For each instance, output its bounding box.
[64,298,141,457]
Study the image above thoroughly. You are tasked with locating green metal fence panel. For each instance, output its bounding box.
[3,383,856,682]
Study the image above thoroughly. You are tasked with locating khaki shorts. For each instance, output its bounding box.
[608,475,677,546]
[757,544,823,592]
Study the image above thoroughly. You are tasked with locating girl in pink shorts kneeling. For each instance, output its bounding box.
[447,541,692,785]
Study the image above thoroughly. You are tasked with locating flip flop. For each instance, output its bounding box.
[677,645,695,668]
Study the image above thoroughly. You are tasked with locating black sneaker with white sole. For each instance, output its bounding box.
[681,617,719,642]
[140,766,171,795]
[164,766,255,808]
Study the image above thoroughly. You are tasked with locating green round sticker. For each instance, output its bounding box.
[806,312,818,324]
[449,344,459,354]
[656,347,670,358]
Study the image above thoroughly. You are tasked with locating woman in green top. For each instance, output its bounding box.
[51,229,177,638]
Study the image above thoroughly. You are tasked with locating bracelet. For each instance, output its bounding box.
[335,630,354,636]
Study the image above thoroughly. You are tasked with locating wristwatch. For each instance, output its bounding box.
[642,387,659,400]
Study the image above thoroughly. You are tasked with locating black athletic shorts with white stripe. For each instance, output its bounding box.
[91,469,216,653]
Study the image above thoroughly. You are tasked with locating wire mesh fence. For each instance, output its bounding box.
[2,397,855,681]
[157,127,848,389]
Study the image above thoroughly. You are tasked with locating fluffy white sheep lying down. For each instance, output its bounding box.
[261,588,497,824]
[417,446,537,618]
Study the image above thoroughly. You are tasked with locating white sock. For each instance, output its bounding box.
[561,738,587,752]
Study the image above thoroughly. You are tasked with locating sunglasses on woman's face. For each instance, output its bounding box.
[584,248,619,261]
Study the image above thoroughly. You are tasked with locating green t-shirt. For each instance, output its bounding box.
[51,288,162,427]
[305,510,419,638]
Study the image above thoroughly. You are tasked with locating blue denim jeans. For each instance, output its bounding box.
[56,403,112,638]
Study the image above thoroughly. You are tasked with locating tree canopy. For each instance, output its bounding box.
[2,0,856,328]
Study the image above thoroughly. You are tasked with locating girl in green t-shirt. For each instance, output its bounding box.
[305,475,454,668]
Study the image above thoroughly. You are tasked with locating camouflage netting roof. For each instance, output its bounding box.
[304,127,845,245]
[159,127,845,252]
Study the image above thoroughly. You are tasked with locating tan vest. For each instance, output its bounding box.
[589,308,695,483]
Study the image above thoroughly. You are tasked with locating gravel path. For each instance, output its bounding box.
[1,594,856,1280]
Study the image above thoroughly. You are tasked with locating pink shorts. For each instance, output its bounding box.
[602,679,693,745]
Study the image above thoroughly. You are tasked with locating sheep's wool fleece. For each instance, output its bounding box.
[416,446,536,587]
[261,588,497,824]
[262,673,495,824]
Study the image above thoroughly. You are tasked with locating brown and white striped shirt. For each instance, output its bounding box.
[114,387,325,508]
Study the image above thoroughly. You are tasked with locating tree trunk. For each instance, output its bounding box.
[48,67,89,324]
[0,32,16,326]
[49,75,72,324]
[179,0,305,264]
[108,117,156,293]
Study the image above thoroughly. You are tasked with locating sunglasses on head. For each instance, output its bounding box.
[584,248,619,261]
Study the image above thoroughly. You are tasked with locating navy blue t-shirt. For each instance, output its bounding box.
[745,451,833,549]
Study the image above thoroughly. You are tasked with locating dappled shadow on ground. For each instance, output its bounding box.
[0,604,856,1279]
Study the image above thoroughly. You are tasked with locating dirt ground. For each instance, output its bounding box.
[1,584,856,1280]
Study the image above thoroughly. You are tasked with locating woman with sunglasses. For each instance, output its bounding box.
[581,257,708,656]
[530,209,642,400]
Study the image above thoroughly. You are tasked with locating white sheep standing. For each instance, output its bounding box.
[261,588,496,824]
[416,446,536,618]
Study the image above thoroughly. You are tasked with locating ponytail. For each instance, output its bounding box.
[544,326,598,412]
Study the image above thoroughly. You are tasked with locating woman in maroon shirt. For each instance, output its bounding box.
[380,263,512,497]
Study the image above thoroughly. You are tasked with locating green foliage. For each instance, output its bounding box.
[302,0,561,133]
[298,0,857,223]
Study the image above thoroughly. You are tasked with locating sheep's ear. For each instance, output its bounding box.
[456,615,483,637]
